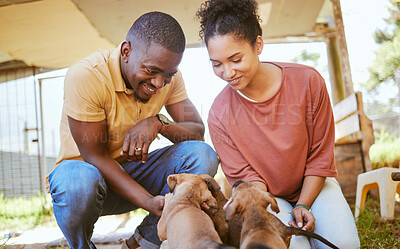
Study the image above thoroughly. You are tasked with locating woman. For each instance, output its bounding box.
[197,0,360,248]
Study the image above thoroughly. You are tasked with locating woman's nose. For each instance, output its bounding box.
[224,66,236,79]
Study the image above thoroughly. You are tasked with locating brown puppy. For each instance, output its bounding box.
[157,173,236,249]
[203,175,242,248]
[225,180,339,249]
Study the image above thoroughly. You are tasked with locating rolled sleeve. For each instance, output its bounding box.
[305,73,337,177]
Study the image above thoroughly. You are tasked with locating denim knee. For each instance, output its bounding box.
[49,160,106,221]
[177,141,219,177]
[335,237,360,249]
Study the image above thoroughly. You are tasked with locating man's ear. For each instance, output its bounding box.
[120,40,131,63]
[167,174,178,193]
[263,192,280,213]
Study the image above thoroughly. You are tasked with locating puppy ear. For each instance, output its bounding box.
[263,192,280,213]
[224,197,239,221]
[204,177,221,192]
[167,174,178,192]
[157,194,172,242]
[157,215,167,241]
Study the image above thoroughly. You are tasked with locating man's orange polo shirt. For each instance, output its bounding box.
[55,45,187,166]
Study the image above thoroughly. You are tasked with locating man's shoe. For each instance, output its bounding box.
[121,238,143,249]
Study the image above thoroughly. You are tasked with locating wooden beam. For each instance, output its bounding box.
[331,0,354,98]
[0,64,52,84]
[326,33,345,104]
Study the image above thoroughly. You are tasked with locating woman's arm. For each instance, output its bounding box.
[289,176,325,231]
[289,71,337,231]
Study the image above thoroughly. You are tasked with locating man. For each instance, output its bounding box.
[48,12,219,249]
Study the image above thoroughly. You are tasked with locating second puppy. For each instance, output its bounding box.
[224,180,339,249]
[203,175,242,247]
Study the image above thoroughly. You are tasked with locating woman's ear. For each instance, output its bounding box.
[121,40,131,63]
[255,35,264,55]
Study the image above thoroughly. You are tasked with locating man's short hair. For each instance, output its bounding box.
[128,11,186,53]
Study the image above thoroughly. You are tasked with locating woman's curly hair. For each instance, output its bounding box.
[196,0,262,46]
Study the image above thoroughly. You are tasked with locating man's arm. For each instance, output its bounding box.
[163,98,204,142]
[68,116,164,217]
[121,98,205,163]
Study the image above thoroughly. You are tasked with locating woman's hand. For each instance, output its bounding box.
[289,206,315,231]
[289,176,325,232]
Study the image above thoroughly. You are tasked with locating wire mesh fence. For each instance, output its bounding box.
[1,69,41,197]
[0,68,59,220]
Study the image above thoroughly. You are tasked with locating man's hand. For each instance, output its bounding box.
[147,195,165,217]
[289,206,315,231]
[68,116,163,216]
[120,116,162,163]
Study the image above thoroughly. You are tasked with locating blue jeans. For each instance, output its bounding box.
[48,141,219,249]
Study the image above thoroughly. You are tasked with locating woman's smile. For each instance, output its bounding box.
[227,76,243,87]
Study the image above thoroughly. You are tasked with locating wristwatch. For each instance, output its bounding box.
[156,113,170,133]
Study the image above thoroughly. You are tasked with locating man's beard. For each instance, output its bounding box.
[133,84,150,104]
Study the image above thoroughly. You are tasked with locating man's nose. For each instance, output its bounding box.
[151,75,165,89]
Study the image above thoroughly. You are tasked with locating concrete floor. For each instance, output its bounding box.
[2,214,143,249]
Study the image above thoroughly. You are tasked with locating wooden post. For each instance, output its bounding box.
[331,0,354,98]
[356,92,374,172]
[326,33,345,105]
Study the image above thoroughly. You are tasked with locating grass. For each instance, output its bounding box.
[356,197,400,249]
[0,194,54,231]
[357,128,400,248]
[0,240,13,249]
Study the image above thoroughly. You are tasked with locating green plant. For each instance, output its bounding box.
[369,128,400,169]
[0,238,11,249]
